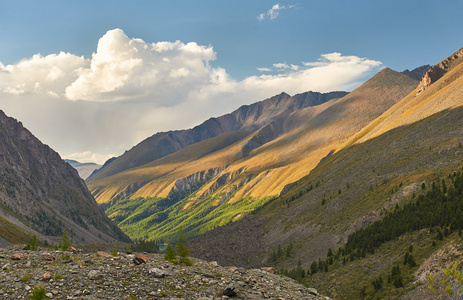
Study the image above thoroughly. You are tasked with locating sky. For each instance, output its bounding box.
[0,0,462,164]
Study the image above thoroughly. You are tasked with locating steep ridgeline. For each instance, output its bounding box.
[88,91,348,182]
[187,47,463,299]
[401,64,431,80]
[0,110,130,246]
[89,67,420,243]
[417,46,463,93]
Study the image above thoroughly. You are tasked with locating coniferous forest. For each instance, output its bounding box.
[278,168,463,298]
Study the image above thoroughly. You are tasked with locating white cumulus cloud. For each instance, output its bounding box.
[245,53,382,94]
[0,29,382,164]
[0,52,88,96]
[64,29,217,104]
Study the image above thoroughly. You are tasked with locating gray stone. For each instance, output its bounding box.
[149,267,168,278]
[88,270,103,280]
[307,287,318,295]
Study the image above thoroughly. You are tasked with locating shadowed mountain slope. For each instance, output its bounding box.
[0,110,130,245]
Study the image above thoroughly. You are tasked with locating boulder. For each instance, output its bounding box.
[149,268,169,278]
[88,270,103,280]
[11,253,27,260]
[96,251,111,257]
[133,254,150,265]
[42,272,51,281]
[261,267,278,274]
[41,253,55,261]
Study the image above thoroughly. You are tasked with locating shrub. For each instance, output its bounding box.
[28,286,48,300]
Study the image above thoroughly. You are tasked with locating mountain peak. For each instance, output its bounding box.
[417,46,463,93]
[401,65,431,80]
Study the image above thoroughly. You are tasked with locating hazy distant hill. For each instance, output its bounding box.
[65,159,101,180]
[0,111,130,246]
[187,47,463,299]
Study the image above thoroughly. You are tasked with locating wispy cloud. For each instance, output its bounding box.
[258,4,295,21]
[272,62,299,71]
[0,29,382,164]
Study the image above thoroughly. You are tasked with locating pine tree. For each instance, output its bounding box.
[327,248,333,258]
[175,228,193,266]
[310,261,318,275]
[111,244,119,257]
[25,235,38,251]
[164,243,176,263]
[59,230,72,251]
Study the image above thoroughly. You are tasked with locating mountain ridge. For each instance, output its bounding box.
[65,159,102,180]
[88,66,419,243]
[88,91,348,182]
[0,110,130,245]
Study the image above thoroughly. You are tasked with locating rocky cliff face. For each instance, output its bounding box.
[0,110,130,245]
[417,47,463,93]
[169,167,227,201]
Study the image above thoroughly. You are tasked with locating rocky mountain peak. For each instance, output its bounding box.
[401,64,431,80]
[417,46,463,93]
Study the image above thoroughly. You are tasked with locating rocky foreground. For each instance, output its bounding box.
[0,246,327,300]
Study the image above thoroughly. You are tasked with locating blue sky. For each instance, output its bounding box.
[0,1,462,163]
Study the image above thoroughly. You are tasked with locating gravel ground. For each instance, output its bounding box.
[0,246,327,300]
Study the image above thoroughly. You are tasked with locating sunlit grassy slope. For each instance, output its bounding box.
[89,68,418,241]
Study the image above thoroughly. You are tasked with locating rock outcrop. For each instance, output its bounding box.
[417,47,463,93]
[169,167,227,201]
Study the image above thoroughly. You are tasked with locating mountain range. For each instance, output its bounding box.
[86,45,462,298]
[1,40,462,299]
[65,159,102,180]
[86,64,425,242]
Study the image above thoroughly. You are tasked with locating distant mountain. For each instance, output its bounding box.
[401,64,431,80]
[0,111,130,246]
[87,91,348,182]
[65,159,102,180]
[187,46,463,299]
